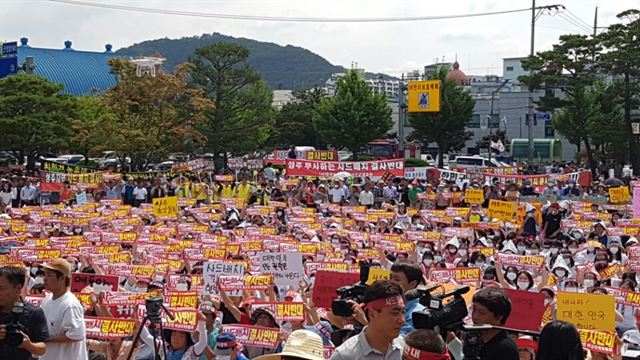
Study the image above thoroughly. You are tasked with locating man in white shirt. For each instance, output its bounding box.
[328,180,346,204]
[40,258,88,360]
[359,185,375,208]
[132,182,148,207]
[19,179,38,206]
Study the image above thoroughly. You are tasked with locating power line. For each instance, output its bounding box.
[564,8,594,29]
[556,12,592,33]
[47,0,540,23]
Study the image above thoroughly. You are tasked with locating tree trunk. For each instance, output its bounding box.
[623,73,639,170]
[27,150,37,171]
[352,149,358,161]
[583,137,596,177]
[437,144,445,169]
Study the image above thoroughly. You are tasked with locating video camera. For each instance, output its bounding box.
[461,324,540,360]
[145,295,169,324]
[331,260,371,317]
[411,285,470,334]
[0,302,27,348]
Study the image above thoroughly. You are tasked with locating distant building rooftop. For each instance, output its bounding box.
[16,37,118,95]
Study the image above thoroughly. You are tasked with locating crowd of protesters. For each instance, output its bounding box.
[0,159,638,359]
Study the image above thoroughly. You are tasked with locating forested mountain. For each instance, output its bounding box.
[117,33,344,90]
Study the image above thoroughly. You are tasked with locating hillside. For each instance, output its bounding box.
[116,33,344,90]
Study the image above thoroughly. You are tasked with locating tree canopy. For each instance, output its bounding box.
[0,74,77,168]
[314,70,392,159]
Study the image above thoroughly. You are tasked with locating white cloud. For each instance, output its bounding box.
[1,0,638,79]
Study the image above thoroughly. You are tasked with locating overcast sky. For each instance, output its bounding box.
[2,0,639,77]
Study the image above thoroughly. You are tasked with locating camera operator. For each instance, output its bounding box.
[403,329,451,360]
[390,263,426,335]
[469,287,518,360]
[0,265,48,359]
[331,280,405,360]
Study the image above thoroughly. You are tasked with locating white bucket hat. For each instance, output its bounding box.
[254,329,324,360]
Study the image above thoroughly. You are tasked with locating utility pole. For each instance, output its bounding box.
[593,6,598,37]
[527,0,536,162]
[398,75,407,157]
[526,2,564,163]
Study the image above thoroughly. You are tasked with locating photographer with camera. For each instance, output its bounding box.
[40,258,88,360]
[0,266,48,360]
[468,287,518,360]
[331,280,405,360]
[390,263,426,335]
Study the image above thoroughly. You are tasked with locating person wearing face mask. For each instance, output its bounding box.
[443,237,460,263]
[519,179,537,197]
[579,270,600,292]
[469,252,487,270]
[591,221,609,247]
[528,242,541,255]
[608,237,628,266]
[550,256,572,287]
[515,240,528,255]
[563,279,580,293]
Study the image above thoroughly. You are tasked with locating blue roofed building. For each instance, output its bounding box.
[15,37,118,95]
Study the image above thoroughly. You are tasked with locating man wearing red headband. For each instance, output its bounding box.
[402,329,451,360]
[331,280,405,360]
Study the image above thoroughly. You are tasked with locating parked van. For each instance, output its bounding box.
[451,155,502,169]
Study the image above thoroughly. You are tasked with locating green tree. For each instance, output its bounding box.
[589,82,627,160]
[314,70,392,160]
[0,74,77,169]
[189,43,275,167]
[97,58,213,170]
[408,67,475,168]
[519,34,600,173]
[597,9,640,169]
[269,87,327,149]
[70,95,112,165]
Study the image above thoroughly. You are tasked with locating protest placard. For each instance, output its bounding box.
[152,196,178,217]
[429,267,481,285]
[84,317,136,339]
[634,186,640,218]
[70,273,120,293]
[163,308,198,331]
[165,291,199,308]
[203,260,245,296]
[218,275,273,291]
[366,268,391,285]
[579,329,616,355]
[503,288,546,331]
[258,252,303,295]
[221,324,280,349]
[557,292,615,332]
[251,302,305,321]
[496,253,546,271]
[312,270,360,309]
[487,199,517,222]
[465,189,484,205]
[609,187,630,203]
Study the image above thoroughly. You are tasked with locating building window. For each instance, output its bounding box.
[506,66,514,71]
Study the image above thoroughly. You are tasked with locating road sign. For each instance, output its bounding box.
[408,80,441,112]
[536,113,552,121]
[632,122,640,135]
[1,42,17,58]
[0,41,18,78]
